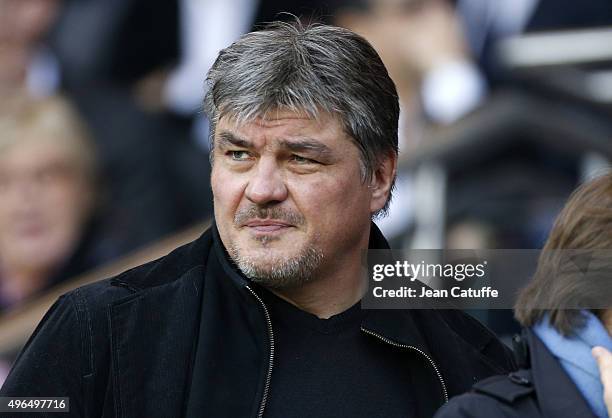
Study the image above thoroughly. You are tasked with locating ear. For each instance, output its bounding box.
[369,152,397,214]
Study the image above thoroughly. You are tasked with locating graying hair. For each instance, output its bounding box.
[203,20,399,215]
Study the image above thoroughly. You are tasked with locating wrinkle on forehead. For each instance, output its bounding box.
[218,106,337,129]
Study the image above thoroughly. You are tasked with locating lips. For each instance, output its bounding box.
[243,219,293,232]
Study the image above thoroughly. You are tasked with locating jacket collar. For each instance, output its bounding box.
[211,221,250,289]
[209,220,447,415]
[106,222,508,417]
[105,221,432,418]
[211,220,445,400]
[527,329,597,418]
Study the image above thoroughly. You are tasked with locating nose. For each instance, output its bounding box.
[244,157,288,205]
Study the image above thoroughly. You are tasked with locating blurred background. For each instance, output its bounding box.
[1,0,612,385]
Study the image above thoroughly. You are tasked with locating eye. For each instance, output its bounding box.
[290,155,316,164]
[228,150,251,161]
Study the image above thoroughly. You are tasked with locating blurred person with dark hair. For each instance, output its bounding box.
[435,172,612,418]
[1,21,514,418]
[0,95,107,311]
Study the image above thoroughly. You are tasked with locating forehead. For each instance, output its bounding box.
[215,109,349,147]
[0,138,76,169]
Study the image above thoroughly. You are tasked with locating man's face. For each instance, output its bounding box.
[211,110,381,289]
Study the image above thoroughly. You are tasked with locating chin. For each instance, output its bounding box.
[241,246,297,262]
[240,231,302,249]
[230,238,325,287]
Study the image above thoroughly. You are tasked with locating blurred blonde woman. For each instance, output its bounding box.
[0,95,100,311]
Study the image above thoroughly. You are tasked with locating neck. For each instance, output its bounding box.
[270,271,367,319]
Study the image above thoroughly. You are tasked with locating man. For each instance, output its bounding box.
[1,22,515,417]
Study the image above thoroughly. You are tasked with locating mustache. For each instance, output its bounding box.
[234,205,305,227]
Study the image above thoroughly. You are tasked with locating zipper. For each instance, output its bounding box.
[361,327,449,403]
[246,286,275,418]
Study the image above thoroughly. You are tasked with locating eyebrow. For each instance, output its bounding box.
[216,131,252,149]
[278,138,333,158]
[216,131,334,158]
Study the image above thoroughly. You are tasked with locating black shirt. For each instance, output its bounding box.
[259,288,416,418]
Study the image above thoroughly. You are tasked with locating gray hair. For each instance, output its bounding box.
[203,20,399,215]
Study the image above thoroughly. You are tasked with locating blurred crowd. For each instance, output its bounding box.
[0,0,612,382]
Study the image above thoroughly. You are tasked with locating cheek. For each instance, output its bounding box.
[45,183,91,227]
[211,167,244,219]
[289,173,371,221]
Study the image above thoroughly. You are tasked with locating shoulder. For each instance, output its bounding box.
[435,391,510,418]
[1,228,214,401]
[18,227,213,365]
[60,226,213,342]
[70,227,213,303]
[435,370,537,418]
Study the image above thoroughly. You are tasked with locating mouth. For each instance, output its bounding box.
[243,219,294,233]
[14,222,45,237]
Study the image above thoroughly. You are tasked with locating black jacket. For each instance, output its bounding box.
[1,223,515,418]
[434,329,597,418]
